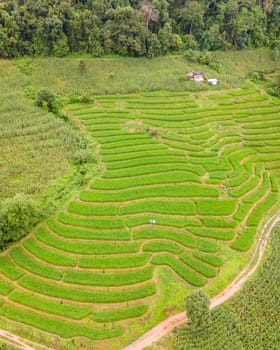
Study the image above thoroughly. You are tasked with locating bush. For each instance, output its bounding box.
[249,71,265,83]
[186,290,211,329]
[35,88,58,113]
[0,194,42,251]
[72,149,95,165]
[184,49,202,62]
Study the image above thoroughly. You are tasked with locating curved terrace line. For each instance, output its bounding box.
[121,210,280,350]
[0,211,279,350]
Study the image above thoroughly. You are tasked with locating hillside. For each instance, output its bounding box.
[0,60,78,202]
[149,225,280,350]
[0,77,279,349]
[20,50,279,96]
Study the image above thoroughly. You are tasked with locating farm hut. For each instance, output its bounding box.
[187,71,205,82]
[208,78,218,85]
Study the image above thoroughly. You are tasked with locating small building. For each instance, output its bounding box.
[208,78,218,85]
[187,71,205,82]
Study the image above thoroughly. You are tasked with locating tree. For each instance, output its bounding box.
[0,194,41,251]
[140,0,159,30]
[186,290,211,330]
[79,59,86,74]
[36,88,58,113]
[103,6,147,56]
[180,1,205,36]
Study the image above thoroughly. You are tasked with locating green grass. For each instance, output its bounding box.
[143,241,183,254]
[170,226,280,350]
[19,275,157,303]
[192,252,223,267]
[78,253,151,269]
[125,215,187,228]
[80,185,219,202]
[0,257,23,280]
[246,192,279,227]
[63,266,153,286]
[0,303,123,340]
[92,304,148,323]
[195,200,237,216]
[9,290,92,320]
[151,254,206,287]
[134,228,197,248]
[58,212,125,229]
[10,246,62,280]
[0,56,280,349]
[36,227,139,254]
[0,277,14,295]
[47,219,131,240]
[91,172,200,190]
[120,199,196,216]
[23,237,76,267]
[188,227,235,241]
[0,61,78,203]
[67,202,118,216]
[179,253,217,278]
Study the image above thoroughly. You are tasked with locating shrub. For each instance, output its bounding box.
[249,71,265,83]
[72,149,96,165]
[184,49,202,62]
[35,88,58,113]
[185,290,211,330]
[0,194,41,251]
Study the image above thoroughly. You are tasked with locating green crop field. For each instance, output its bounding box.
[0,60,78,202]
[0,81,279,350]
[149,225,280,350]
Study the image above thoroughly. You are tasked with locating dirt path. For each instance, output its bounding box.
[122,211,280,350]
[0,328,51,350]
[0,212,279,350]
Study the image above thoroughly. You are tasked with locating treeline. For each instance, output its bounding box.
[0,0,279,58]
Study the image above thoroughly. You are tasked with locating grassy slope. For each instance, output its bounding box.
[148,226,280,350]
[0,60,78,203]
[0,51,279,349]
[24,49,278,97]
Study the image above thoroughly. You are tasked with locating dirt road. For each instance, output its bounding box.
[122,211,280,350]
[0,212,279,350]
[0,328,51,350]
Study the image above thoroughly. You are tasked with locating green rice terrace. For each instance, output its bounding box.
[0,84,280,349]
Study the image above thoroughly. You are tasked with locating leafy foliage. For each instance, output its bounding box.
[185,290,211,329]
[0,194,41,251]
[0,0,279,58]
[176,227,280,350]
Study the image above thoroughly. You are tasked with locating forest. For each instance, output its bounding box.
[0,0,279,58]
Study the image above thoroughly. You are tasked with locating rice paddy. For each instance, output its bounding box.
[0,85,279,349]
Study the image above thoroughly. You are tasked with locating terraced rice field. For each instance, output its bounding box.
[0,85,279,349]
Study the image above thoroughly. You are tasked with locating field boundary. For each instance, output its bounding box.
[121,210,280,350]
[0,211,278,350]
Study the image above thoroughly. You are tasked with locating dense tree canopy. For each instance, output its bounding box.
[0,0,279,58]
